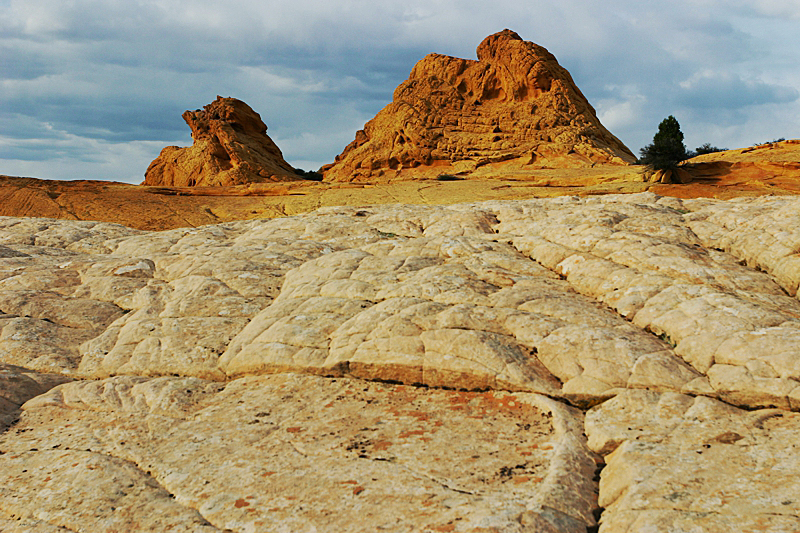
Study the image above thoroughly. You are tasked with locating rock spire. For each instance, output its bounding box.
[144,96,299,187]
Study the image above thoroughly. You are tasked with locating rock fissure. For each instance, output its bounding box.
[393,462,479,495]
[0,450,225,532]
[100,450,226,528]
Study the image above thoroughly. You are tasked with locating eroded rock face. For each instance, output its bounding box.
[5,374,596,532]
[0,364,71,430]
[322,30,635,182]
[586,390,800,532]
[143,96,300,187]
[2,192,800,531]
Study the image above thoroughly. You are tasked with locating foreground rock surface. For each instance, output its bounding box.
[322,30,635,182]
[4,374,596,532]
[143,96,300,187]
[1,192,800,531]
[586,390,800,532]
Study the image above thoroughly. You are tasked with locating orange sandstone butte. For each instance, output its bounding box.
[143,96,300,187]
[322,29,636,182]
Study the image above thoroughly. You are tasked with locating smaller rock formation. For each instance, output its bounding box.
[686,139,800,182]
[650,139,800,195]
[143,96,300,187]
[643,167,693,184]
[322,29,636,182]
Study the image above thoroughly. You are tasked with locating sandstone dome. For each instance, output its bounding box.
[322,29,636,182]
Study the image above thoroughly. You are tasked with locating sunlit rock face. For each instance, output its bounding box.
[2,192,800,531]
[144,96,300,187]
[322,29,635,182]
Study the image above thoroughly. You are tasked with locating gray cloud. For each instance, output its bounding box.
[677,72,798,109]
[1,0,798,182]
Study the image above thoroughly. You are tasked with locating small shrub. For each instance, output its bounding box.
[294,168,323,181]
[752,137,786,147]
[657,331,676,348]
[694,143,727,155]
[668,207,690,215]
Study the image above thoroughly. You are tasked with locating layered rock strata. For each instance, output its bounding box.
[1,192,800,531]
[322,30,635,182]
[684,138,800,187]
[143,96,300,187]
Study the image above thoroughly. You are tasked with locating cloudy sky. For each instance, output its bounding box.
[2,0,799,183]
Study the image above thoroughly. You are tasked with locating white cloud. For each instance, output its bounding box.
[596,91,648,131]
[754,0,800,18]
[0,131,179,184]
[715,0,800,19]
[1,72,102,99]
[235,67,328,95]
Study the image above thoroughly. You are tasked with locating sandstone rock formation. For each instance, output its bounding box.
[649,138,800,199]
[686,138,800,184]
[143,96,300,187]
[2,192,800,531]
[5,138,800,231]
[690,138,800,165]
[586,390,800,531]
[322,30,636,182]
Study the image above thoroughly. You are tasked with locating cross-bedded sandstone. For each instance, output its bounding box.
[322,30,635,182]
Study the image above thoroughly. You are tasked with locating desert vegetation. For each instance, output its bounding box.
[753,137,786,146]
[639,116,733,171]
[293,168,323,181]
[638,115,692,170]
[693,143,727,155]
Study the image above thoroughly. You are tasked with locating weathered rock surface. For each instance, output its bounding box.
[4,374,596,532]
[653,138,800,199]
[5,140,800,233]
[322,30,635,182]
[2,192,800,531]
[143,96,300,187]
[0,363,71,430]
[586,390,800,532]
[0,172,650,232]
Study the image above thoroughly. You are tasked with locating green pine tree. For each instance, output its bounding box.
[639,116,691,170]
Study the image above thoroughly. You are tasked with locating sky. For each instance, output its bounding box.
[1,0,799,184]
